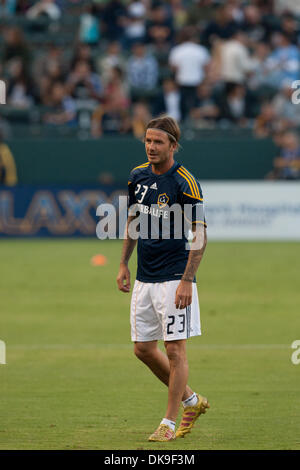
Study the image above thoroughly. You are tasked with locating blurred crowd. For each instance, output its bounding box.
[1,0,300,178]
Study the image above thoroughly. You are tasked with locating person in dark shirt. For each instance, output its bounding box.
[117,116,209,442]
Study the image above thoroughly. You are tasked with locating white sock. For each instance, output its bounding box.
[182,392,198,408]
[160,418,176,432]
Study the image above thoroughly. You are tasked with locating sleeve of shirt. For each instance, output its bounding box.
[178,170,207,227]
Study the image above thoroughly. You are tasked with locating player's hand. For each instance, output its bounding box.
[175,280,192,309]
[117,263,131,293]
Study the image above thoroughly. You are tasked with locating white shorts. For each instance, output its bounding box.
[130,280,201,342]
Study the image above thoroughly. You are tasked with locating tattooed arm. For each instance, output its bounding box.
[175,224,207,309]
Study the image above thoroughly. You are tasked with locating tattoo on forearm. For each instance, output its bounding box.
[182,227,207,281]
[181,250,203,282]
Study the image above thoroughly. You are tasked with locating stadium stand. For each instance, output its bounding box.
[0,0,300,179]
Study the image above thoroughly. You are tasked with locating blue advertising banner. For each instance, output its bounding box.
[0,185,127,237]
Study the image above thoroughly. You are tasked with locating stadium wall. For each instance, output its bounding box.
[8,136,277,184]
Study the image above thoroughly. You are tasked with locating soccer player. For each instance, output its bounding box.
[116,116,209,442]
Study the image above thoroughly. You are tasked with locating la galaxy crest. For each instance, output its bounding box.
[157,193,169,208]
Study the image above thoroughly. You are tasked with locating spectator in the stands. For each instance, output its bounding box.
[190,81,219,125]
[98,41,126,85]
[153,78,181,122]
[100,0,127,41]
[216,82,254,127]
[131,101,152,139]
[66,60,102,102]
[170,0,188,32]
[2,26,31,72]
[169,27,210,120]
[254,102,281,138]
[240,4,266,47]
[43,81,76,126]
[123,0,146,49]
[79,3,101,46]
[104,66,130,111]
[219,28,255,85]
[0,130,18,186]
[264,31,300,89]
[201,3,238,48]
[267,131,300,180]
[26,0,61,21]
[247,41,272,92]
[91,100,131,137]
[127,42,159,101]
[146,3,174,51]
[33,44,66,81]
[6,58,35,108]
[70,44,96,72]
[279,12,300,45]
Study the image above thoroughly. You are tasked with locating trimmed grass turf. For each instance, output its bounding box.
[0,239,299,450]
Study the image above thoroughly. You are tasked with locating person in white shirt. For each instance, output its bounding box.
[169,28,211,119]
[219,28,255,84]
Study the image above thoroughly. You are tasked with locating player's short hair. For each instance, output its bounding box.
[145,116,181,146]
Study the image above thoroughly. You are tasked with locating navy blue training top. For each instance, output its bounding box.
[128,160,207,283]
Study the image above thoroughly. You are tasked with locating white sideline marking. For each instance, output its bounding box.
[8,343,290,351]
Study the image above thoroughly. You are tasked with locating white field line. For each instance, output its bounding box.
[7,343,291,350]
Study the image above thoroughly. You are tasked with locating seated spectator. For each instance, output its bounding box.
[247,41,272,92]
[42,82,76,126]
[240,4,266,47]
[66,60,102,103]
[70,44,96,73]
[280,12,300,45]
[0,131,18,186]
[104,66,130,111]
[169,27,211,120]
[216,82,254,127]
[33,45,66,81]
[146,3,174,50]
[153,78,181,122]
[131,101,152,139]
[254,102,281,138]
[127,42,159,101]
[190,81,219,125]
[91,100,131,137]
[264,31,300,89]
[79,4,101,46]
[100,0,127,41]
[2,26,31,72]
[26,0,61,21]
[170,0,188,32]
[267,131,300,180]
[123,0,146,49]
[98,41,126,85]
[201,3,238,49]
[6,58,35,108]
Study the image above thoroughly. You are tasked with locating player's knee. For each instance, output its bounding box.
[165,342,185,364]
[134,343,155,362]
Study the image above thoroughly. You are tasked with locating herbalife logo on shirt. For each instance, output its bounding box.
[96,196,206,251]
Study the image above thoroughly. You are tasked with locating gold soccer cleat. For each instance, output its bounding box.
[148,424,176,442]
[176,394,210,438]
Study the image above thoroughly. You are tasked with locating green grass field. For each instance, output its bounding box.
[0,239,299,450]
